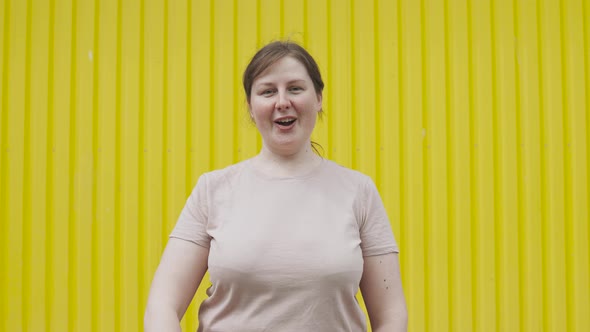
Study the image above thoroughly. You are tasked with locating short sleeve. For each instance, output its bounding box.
[358,176,399,256]
[169,174,211,248]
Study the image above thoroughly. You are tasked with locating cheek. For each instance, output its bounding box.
[250,101,272,118]
[292,98,320,116]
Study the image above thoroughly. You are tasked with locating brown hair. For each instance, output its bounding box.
[243,41,324,103]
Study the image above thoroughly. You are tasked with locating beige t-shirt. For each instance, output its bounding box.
[170,158,399,332]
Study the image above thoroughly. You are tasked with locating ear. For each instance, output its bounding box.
[316,93,323,112]
[247,104,255,123]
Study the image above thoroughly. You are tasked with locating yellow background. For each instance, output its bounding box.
[1,0,589,331]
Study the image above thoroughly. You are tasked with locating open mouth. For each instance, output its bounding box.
[274,118,297,127]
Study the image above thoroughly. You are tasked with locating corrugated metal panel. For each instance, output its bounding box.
[0,0,588,331]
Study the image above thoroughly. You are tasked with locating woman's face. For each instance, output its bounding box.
[249,56,323,156]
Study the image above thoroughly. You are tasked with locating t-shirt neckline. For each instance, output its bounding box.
[245,157,326,181]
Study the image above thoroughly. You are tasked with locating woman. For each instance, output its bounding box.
[144,41,408,332]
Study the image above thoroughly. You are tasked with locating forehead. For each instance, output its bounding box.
[253,56,311,85]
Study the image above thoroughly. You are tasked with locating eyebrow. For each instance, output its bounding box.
[254,79,307,87]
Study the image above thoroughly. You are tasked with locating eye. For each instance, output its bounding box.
[289,86,303,93]
[260,89,275,96]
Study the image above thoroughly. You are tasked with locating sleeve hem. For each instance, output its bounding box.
[169,235,211,249]
[362,246,400,257]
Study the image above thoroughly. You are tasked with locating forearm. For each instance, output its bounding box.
[373,323,407,332]
[144,305,182,332]
[372,318,408,332]
[370,302,408,332]
[372,317,407,332]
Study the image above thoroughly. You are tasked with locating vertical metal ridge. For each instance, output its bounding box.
[584,0,590,305]
[373,0,381,186]
[91,0,101,329]
[513,1,526,331]
[466,0,477,329]
[47,0,57,326]
[209,0,215,168]
[114,0,123,330]
[420,0,430,329]
[67,0,78,330]
[302,0,308,46]
[137,0,146,327]
[279,0,284,37]
[22,0,33,329]
[255,0,262,150]
[489,0,502,329]
[443,0,454,330]
[185,0,192,193]
[326,0,332,157]
[536,0,549,328]
[397,0,406,276]
[256,0,261,46]
[560,0,573,328]
[0,0,10,325]
[350,0,357,170]
[232,0,239,164]
[161,0,169,249]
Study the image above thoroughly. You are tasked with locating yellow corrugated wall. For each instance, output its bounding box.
[1,0,588,331]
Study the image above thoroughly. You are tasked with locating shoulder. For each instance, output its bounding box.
[320,160,383,210]
[200,159,251,183]
[321,159,374,187]
[190,159,253,197]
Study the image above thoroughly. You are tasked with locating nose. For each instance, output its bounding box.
[275,91,291,111]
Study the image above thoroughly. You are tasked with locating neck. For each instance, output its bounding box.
[254,143,322,177]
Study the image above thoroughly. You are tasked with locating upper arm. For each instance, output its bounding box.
[146,238,209,319]
[360,253,407,331]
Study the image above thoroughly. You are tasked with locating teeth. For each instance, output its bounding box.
[277,119,295,123]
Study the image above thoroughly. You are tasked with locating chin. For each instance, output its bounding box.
[269,142,306,156]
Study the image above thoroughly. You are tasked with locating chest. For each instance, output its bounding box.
[206,179,364,285]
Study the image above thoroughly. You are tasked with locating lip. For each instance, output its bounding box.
[274,117,297,130]
[274,116,297,122]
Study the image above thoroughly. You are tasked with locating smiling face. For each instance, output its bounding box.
[248,56,323,157]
